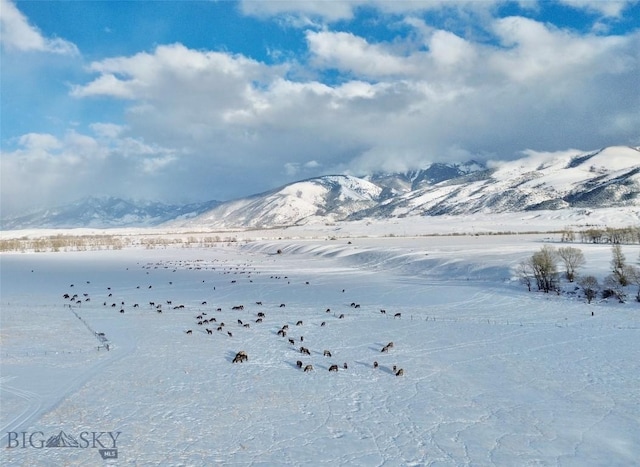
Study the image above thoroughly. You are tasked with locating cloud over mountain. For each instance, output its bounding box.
[1,1,638,217]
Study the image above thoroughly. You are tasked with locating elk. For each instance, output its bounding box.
[296,320,303,326]
[296,360,303,368]
[382,343,393,352]
[206,329,212,335]
[320,321,326,327]
[256,318,263,323]
[323,350,332,357]
[185,330,192,334]
[380,309,386,314]
[394,313,401,318]
[277,329,287,337]
[343,362,348,369]
[338,314,345,319]
[395,368,404,376]
[257,312,265,318]
[300,347,311,355]
[328,364,339,372]
[304,365,313,372]
[289,338,295,345]
[373,361,379,369]
[232,351,248,363]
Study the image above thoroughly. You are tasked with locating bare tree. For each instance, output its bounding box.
[611,244,629,286]
[557,246,585,282]
[624,265,640,302]
[516,260,533,292]
[560,228,575,243]
[530,245,559,293]
[603,275,627,303]
[578,275,599,304]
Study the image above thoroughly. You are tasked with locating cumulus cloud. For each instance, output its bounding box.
[306,31,417,78]
[557,0,635,18]
[3,2,638,214]
[63,18,638,200]
[0,0,78,54]
[0,128,178,216]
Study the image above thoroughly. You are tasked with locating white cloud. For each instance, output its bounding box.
[0,0,78,54]
[240,0,503,25]
[66,21,636,193]
[239,0,362,22]
[0,128,178,216]
[557,0,634,18]
[90,123,127,139]
[490,16,631,82]
[306,30,414,77]
[5,11,637,214]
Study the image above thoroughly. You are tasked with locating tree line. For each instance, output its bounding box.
[518,244,640,303]
[560,226,640,244]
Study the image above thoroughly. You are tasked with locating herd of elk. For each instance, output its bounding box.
[61,256,407,379]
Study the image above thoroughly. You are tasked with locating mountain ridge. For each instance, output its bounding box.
[2,146,638,230]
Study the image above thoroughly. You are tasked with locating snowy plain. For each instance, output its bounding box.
[1,214,639,466]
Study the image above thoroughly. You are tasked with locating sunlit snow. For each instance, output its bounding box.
[1,218,639,465]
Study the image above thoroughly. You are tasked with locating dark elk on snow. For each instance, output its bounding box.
[232,351,248,363]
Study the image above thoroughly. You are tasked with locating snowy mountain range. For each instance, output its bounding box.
[2,146,638,230]
[0,197,221,230]
[354,146,640,219]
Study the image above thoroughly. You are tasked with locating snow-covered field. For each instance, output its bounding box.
[1,230,639,466]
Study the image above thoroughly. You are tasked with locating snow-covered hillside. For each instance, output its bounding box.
[355,146,640,218]
[177,175,382,229]
[177,146,640,228]
[2,146,638,230]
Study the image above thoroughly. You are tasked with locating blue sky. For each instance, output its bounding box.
[1,0,639,216]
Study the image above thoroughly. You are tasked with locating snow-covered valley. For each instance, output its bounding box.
[1,232,639,465]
